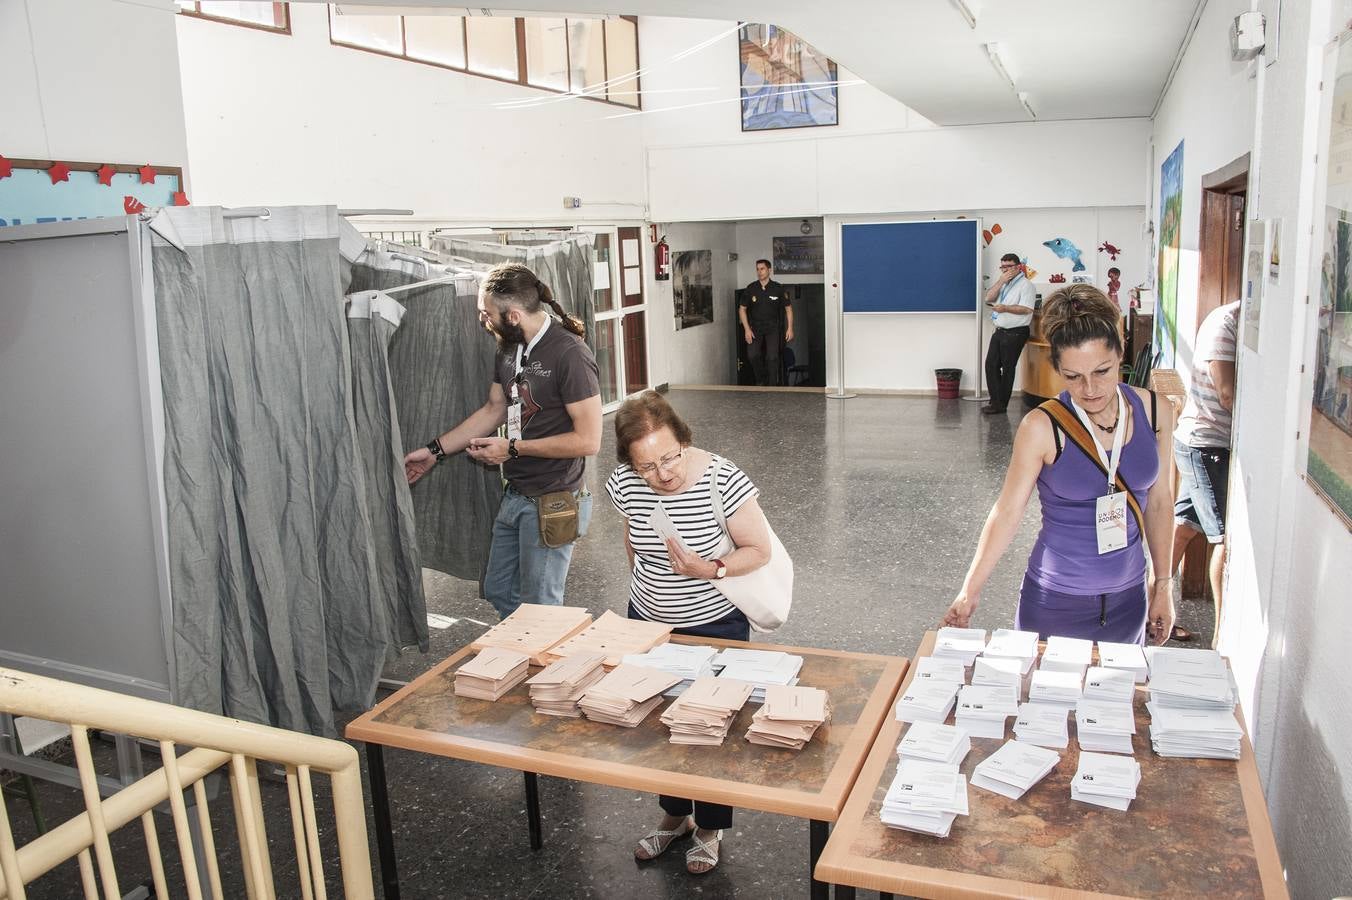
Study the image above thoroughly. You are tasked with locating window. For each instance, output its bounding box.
[326,7,639,109]
[177,1,289,32]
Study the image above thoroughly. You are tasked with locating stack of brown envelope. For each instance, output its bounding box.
[453,647,532,701]
[471,605,593,665]
[577,663,681,727]
[525,652,607,717]
[545,610,673,667]
[746,684,831,750]
[660,677,754,745]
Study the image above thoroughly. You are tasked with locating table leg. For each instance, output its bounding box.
[524,771,543,851]
[834,886,856,899]
[879,893,895,900]
[366,743,400,900]
[810,819,829,900]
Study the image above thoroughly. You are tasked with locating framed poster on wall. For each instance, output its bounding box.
[738,24,839,131]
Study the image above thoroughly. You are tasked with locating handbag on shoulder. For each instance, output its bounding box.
[706,457,793,633]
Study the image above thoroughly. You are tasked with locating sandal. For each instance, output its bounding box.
[686,828,722,875]
[634,817,693,861]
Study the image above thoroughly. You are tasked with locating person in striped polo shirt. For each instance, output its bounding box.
[606,390,773,875]
[1171,300,1240,646]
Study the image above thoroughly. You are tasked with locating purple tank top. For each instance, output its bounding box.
[1026,386,1159,594]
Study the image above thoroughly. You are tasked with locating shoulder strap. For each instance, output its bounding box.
[1037,399,1147,536]
[709,455,728,531]
[1038,407,1064,461]
[1149,389,1159,434]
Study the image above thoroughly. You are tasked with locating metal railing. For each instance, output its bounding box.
[0,668,373,899]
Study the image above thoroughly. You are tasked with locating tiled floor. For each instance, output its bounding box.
[10,388,1213,899]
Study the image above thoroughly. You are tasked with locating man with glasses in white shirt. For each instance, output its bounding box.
[983,253,1037,414]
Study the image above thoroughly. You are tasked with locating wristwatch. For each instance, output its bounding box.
[426,437,447,463]
[508,438,519,459]
[712,558,728,579]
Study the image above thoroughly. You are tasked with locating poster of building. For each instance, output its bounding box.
[739,24,838,132]
[772,235,824,275]
[672,250,713,330]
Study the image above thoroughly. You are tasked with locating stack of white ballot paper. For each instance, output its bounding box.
[453,647,532,701]
[1097,641,1149,683]
[910,656,967,686]
[897,721,971,766]
[1083,666,1138,704]
[1146,648,1237,712]
[933,627,987,665]
[526,652,607,717]
[745,685,830,749]
[1013,703,1070,749]
[1072,752,1142,811]
[660,676,754,745]
[1040,636,1094,675]
[972,656,1024,700]
[1146,705,1243,759]
[714,648,803,703]
[954,685,1018,740]
[577,664,681,727]
[894,680,960,724]
[971,740,1061,799]
[982,628,1039,673]
[1028,668,1083,709]
[1075,699,1137,754]
[623,643,718,697]
[880,759,969,838]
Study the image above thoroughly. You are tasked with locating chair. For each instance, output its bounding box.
[782,346,811,387]
[0,667,374,899]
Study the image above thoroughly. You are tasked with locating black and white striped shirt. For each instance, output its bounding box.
[605,455,758,627]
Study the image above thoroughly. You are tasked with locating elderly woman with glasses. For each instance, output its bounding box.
[603,390,772,876]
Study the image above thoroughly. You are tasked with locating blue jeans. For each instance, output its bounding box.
[483,486,592,619]
[1174,440,1230,543]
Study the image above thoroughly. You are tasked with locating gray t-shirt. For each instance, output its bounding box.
[494,320,600,495]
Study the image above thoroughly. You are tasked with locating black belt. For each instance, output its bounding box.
[997,325,1031,333]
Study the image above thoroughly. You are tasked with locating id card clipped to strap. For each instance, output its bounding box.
[1070,387,1129,555]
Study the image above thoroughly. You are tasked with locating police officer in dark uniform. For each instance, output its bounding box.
[738,259,794,386]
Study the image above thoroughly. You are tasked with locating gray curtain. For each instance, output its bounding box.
[347,249,503,583]
[148,206,426,736]
[428,234,597,349]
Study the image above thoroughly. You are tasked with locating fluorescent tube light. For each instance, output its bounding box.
[985,42,1015,89]
[950,0,978,28]
[1017,91,1037,119]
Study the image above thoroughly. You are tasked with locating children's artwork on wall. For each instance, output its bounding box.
[1042,237,1086,272]
[982,223,1003,246]
[772,235,824,274]
[1098,241,1122,260]
[672,250,714,330]
[1072,275,1093,284]
[1020,256,1038,281]
[1049,273,1067,283]
[0,155,185,227]
[1156,140,1185,370]
[1243,219,1267,353]
[739,24,839,131]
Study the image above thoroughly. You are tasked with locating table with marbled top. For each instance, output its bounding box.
[814,631,1289,900]
[347,634,908,900]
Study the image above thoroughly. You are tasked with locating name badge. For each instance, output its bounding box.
[507,401,523,441]
[1095,491,1128,554]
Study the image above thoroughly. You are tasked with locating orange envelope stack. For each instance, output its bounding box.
[746,684,831,750]
[471,604,593,665]
[453,647,532,701]
[660,677,755,746]
[577,663,681,727]
[545,610,673,667]
[525,652,608,717]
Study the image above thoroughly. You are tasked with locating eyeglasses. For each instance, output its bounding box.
[999,263,1018,269]
[635,448,684,476]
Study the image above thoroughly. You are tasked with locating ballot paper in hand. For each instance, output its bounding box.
[453,647,532,701]
[1071,751,1142,811]
[971,740,1061,800]
[894,680,960,724]
[1098,641,1149,683]
[897,721,971,766]
[646,500,683,547]
[1075,699,1137,754]
[880,759,969,838]
[1013,702,1070,749]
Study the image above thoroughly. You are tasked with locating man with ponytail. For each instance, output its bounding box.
[404,263,602,618]
[945,284,1178,646]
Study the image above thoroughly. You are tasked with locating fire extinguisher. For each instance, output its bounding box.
[654,235,671,281]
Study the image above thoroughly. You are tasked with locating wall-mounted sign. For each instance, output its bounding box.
[0,156,185,227]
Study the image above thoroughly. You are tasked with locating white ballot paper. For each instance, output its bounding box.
[1041,635,1093,673]
[1098,641,1149,683]
[646,500,683,547]
[1013,702,1070,749]
[971,740,1061,800]
[894,680,960,724]
[1083,666,1137,703]
[1071,751,1142,811]
[897,721,971,766]
[1075,699,1137,754]
[912,656,968,685]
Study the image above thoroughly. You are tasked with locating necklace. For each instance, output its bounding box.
[1092,410,1120,434]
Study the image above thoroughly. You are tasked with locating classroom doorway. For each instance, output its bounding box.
[732,283,826,387]
[1197,153,1250,334]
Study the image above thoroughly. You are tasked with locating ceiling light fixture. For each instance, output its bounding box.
[985,42,1015,90]
[1017,91,1037,119]
[949,0,978,28]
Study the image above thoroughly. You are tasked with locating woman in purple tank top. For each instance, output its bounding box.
[943,285,1177,645]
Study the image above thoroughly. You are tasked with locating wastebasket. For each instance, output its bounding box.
[935,368,962,399]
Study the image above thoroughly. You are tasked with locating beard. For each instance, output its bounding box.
[486,314,527,353]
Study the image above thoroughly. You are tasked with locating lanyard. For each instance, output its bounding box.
[510,315,551,401]
[1069,386,1126,492]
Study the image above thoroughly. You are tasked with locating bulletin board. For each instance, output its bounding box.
[841,219,980,313]
[0,156,185,228]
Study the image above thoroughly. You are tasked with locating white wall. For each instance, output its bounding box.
[733,218,826,286]
[176,4,644,223]
[1155,0,1352,896]
[1,0,188,173]
[648,222,740,385]
[823,206,1145,393]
